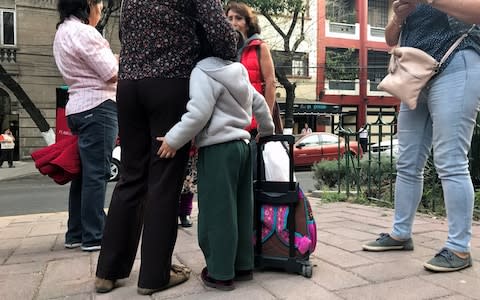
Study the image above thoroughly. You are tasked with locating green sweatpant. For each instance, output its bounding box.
[197,140,253,280]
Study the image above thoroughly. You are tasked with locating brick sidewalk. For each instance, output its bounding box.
[0,201,478,300]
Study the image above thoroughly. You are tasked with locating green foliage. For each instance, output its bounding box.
[225,0,305,15]
[326,0,356,23]
[312,156,394,189]
[326,48,358,80]
[312,159,348,189]
[312,153,480,219]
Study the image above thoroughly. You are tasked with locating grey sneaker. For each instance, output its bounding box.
[362,233,414,251]
[423,248,472,272]
[64,242,82,249]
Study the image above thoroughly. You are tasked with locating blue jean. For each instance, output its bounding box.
[392,49,480,253]
[66,100,118,246]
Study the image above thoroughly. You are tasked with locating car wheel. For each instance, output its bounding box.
[109,159,120,181]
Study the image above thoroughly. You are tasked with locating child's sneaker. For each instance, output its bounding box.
[423,248,472,272]
[362,233,414,251]
[201,267,234,291]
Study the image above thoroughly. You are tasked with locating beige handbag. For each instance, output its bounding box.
[378,27,473,110]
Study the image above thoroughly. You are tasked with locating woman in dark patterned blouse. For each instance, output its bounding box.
[95,0,236,295]
[363,0,480,273]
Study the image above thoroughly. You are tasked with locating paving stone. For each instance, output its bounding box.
[434,295,475,300]
[0,273,42,300]
[337,277,452,300]
[176,250,206,275]
[313,244,373,268]
[0,225,32,239]
[0,238,21,259]
[28,222,64,236]
[350,257,428,282]
[173,230,200,254]
[0,261,44,275]
[318,231,367,252]
[14,235,56,254]
[309,257,369,291]
[164,284,277,300]
[420,272,480,297]
[6,247,89,264]
[51,293,93,300]
[0,218,12,229]
[323,227,379,241]
[259,274,343,300]
[94,285,147,300]
[325,220,390,234]
[150,274,205,300]
[37,256,93,299]
[358,245,436,264]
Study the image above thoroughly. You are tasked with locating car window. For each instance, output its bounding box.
[319,134,339,145]
[299,135,320,147]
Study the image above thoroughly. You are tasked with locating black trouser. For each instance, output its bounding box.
[96,78,190,289]
[0,148,13,167]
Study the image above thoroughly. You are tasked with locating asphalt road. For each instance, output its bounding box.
[0,171,316,217]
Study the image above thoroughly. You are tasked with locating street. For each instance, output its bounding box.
[0,171,316,217]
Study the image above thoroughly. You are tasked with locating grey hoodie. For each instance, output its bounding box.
[164,57,274,149]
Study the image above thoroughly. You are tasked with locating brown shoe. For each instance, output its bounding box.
[95,277,116,293]
[137,264,191,295]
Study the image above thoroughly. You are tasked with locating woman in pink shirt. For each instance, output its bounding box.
[53,0,118,253]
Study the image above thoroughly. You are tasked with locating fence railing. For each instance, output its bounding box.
[324,113,480,218]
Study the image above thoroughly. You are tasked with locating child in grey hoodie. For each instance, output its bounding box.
[157,54,274,290]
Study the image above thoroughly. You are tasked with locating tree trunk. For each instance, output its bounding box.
[0,64,54,144]
[273,53,296,129]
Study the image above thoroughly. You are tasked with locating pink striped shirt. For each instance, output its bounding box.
[53,17,118,115]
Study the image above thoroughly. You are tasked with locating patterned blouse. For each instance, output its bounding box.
[119,0,237,80]
[402,5,480,73]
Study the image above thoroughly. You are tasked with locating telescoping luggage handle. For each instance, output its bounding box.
[255,135,298,204]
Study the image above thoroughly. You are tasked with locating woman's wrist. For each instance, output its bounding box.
[391,15,404,29]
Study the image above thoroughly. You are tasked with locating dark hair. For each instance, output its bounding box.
[56,0,102,28]
[225,1,261,38]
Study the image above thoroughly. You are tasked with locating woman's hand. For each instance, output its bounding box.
[393,0,416,22]
[156,137,177,158]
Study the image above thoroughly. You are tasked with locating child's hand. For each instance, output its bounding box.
[156,137,177,158]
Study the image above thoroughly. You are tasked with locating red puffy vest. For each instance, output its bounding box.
[241,39,264,132]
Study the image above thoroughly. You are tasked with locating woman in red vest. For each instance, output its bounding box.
[226,1,279,134]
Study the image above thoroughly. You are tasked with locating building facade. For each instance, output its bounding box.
[0,0,120,160]
[316,0,399,135]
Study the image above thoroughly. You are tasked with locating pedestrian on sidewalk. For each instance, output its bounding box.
[94,0,237,296]
[53,0,118,252]
[157,31,275,291]
[0,128,15,168]
[362,0,480,273]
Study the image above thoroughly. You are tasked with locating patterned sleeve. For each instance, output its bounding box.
[194,0,237,60]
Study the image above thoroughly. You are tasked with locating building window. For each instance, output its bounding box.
[271,51,309,78]
[368,0,388,28]
[1,10,15,46]
[367,50,390,91]
[326,0,356,24]
[325,48,358,81]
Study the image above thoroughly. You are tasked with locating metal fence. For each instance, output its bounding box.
[327,113,480,218]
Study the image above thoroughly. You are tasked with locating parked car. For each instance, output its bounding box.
[109,138,121,181]
[293,132,362,167]
[370,135,399,158]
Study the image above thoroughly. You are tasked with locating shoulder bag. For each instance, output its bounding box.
[378,25,475,110]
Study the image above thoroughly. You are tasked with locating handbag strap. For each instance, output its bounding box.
[438,24,476,68]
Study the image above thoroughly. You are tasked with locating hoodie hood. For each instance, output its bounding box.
[195,57,252,109]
